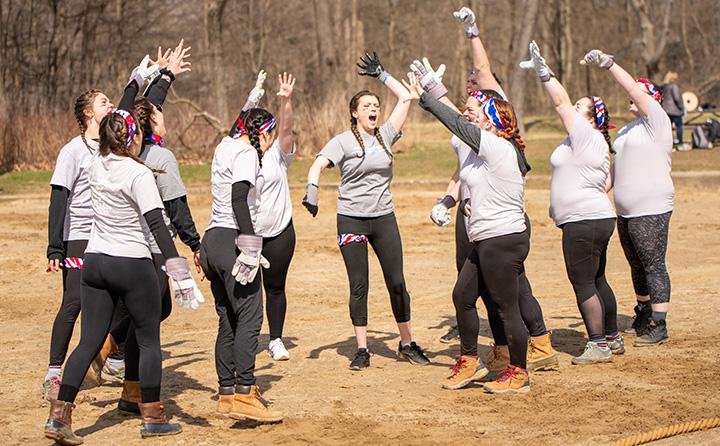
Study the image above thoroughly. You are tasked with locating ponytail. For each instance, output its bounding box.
[74,89,101,153]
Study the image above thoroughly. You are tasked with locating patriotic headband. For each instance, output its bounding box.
[258,117,276,134]
[231,117,248,138]
[144,134,164,147]
[469,90,490,106]
[482,98,506,131]
[113,109,137,148]
[591,96,609,129]
[637,78,662,102]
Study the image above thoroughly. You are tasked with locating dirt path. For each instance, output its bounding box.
[1,180,719,445]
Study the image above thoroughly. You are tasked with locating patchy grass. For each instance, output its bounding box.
[3,121,720,194]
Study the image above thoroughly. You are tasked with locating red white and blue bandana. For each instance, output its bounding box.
[338,233,368,246]
[637,78,662,102]
[482,98,506,131]
[113,109,137,148]
[591,96,608,129]
[258,117,276,134]
[469,90,489,106]
[63,257,84,270]
[144,133,164,146]
[231,118,248,138]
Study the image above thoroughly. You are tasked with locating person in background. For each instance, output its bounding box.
[661,71,685,146]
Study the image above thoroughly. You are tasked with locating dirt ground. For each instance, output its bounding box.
[2,176,720,446]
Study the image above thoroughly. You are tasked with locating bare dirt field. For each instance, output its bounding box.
[2,175,720,445]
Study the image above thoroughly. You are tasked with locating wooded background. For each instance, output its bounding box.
[1,0,718,171]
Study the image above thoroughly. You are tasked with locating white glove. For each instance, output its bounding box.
[164,257,205,310]
[410,57,447,99]
[247,70,267,108]
[232,235,270,285]
[519,40,554,82]
[430,203,452,227]
[453,7,479,39]
[580,49,615,69]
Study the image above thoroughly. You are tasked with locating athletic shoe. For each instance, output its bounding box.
[482,365,530,394]
[527,332,559,371]
[607,334,625,355]
[571,341,612,365]
[442,355,488,390]
[625,304,652,336]
[267,338,290,361]
[398,342,430,365]
[349,349,370,370]
[102,360,125,384]
[439,325,459,344]
[42,376,61,402]
[634,319,669,347]
[483,343,510,381]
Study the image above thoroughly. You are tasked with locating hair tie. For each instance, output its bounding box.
[482,98,506,131]
[231,117,248,138]
[113,110,137,148]
[637,78,662,102]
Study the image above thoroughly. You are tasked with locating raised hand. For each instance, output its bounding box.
[276,72,295,99]
[246,69,267,106]
[357,51,385,78]
[401,72,423,101]
[580,49,614,69]
[152,46,173,68]
[453,6,479,39]
[166,39,192,77]
[409,57,448,99]
[519,40,554,81]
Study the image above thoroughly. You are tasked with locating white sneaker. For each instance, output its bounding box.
[268,338,290,361]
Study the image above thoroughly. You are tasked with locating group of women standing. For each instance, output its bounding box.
[40,6,674,444]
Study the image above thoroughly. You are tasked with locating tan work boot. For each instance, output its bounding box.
[482,343,510,381]
[138,401,182,438]
[44,400,84,445]
[229,385,283,423]
[527,332,559,372]
[442,355,489,390]
[482,365,530,394]
[216,387,234,417]
[118,381,141,414]
[85,334,118,387]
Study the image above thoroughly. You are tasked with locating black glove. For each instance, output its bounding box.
[302,184,319,217]
[357,51,385,78]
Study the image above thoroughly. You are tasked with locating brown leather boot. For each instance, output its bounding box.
[85,334,118,387]
[527,331,559,372]
[229,386,283,423]
[216,386,234,416]
[138,401,182,438]
[44,400,83,445]
[482,343,510,381]
[117,381,141,414]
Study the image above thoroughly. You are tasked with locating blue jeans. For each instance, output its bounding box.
[669,115,683,144]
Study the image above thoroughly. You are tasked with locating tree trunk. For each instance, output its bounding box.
[204,0,228,122]
[629,0,673,80]
[508,0,540,132]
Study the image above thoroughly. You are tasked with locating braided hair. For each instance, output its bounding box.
[74,89,101,153]
[582,96,614,154]
[243,108,275,167]
[98,111,146,166]
[349,90,393,161]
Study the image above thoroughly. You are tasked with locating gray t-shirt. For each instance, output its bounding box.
[318,122,400,217]
[140,144,187,201]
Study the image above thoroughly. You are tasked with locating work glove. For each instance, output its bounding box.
[580,49,615,69]
[519,40,555,82]
[232,235,270,285]
[453,7,480,39]
[410,57,448,99]
[302,183,319,217]
[164,257,205,310]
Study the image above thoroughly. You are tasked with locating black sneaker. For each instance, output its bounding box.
[398,342,430,365]
[625,305,652,335]
[439,325,460,344]
[634,319,669,347]
[349,349,370,370]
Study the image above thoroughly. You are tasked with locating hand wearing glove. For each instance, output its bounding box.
[453,7,480,39]
[357,51,391,84]
[580,49,614,69]
[519,40,555,82]
[232,234,270,285]
[247,69,267,108]
[302,183,319,217]
[410,57,448,99]
[164,257,205,310]
[430,195,456,227]
[128,55,162,90]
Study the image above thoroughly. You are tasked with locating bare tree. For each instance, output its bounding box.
[507,0,540,132]
[204,0,228,121]
[629,0,673,80]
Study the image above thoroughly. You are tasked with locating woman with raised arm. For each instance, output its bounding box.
[521,41,620,365]
[302,52,429,371]
[582,49,673,347]
[200,89,283,422]
[404,65,531,394]
[44,56,203,444]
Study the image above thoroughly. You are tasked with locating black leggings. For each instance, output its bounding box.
[453,230,530,368]
[49,240,130,366]
[456,210,547,341]
[261,220,296,340]
[561,218,618,340]
[200,228,263,387]
[57,253,162,404]
[118,253,173,382]
[617,212,672,304]
[337,212,411,327]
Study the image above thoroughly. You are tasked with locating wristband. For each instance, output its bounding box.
[159,67,175,82]
[378,71,391,84]
[439,195,457,209]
